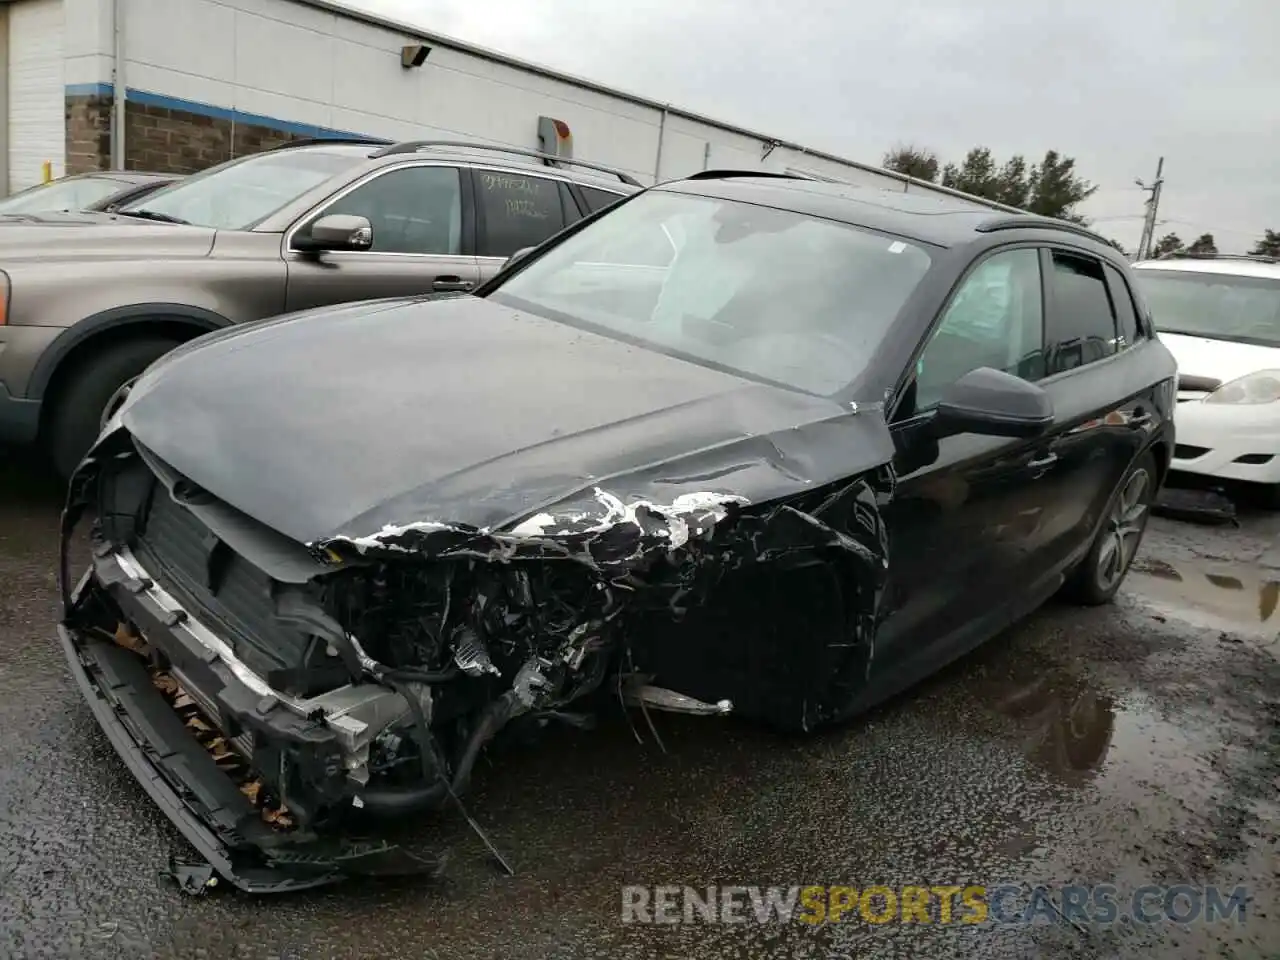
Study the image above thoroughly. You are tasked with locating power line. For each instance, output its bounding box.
[1150,217,1262,241]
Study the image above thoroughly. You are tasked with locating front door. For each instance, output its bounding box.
[284,163,481,312]
[875,246,1065,681]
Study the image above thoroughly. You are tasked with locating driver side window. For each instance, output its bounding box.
[913,248,1045,411]
[304,165,462,255]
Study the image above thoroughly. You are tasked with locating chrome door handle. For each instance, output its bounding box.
[1027,453,1058,470]
[432,277,474,292]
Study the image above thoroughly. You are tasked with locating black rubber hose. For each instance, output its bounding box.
[358,670,516,816]
[357,780,448,816]
[448,692,517,795]
[358,676,450,818]
[384,666,460,684]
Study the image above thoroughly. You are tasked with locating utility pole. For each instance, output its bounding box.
[1134,157,1165,261]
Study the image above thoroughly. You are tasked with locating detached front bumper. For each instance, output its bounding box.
[59,551,442,893]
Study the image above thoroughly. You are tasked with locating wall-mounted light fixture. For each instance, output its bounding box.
[401,43,430,69]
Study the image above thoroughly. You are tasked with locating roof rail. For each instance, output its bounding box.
[976,215,1112,246]
[270,135,394,151]
[1153,251,1280,265]
[681,169,816,182]
[370,139,642,186]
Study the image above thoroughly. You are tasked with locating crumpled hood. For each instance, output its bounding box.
[116,295,894,546]
[0,211,215,260]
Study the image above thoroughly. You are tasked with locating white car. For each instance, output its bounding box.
[1131,254,1280,502]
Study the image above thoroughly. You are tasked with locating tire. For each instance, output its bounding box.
[45,337,182,480]
[1061,449,1158,606]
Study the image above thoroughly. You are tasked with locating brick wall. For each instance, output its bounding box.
[125,101,306,173]
[63,94,309,175]
[65,95,113,175]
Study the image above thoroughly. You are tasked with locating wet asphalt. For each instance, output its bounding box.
[0,457,1277,960]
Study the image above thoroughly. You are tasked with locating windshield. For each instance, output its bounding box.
[1135,269,1280,347]
[0,176,123,214]
[118,146,366,230]
[488,190,934,394]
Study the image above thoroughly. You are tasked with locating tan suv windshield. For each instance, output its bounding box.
[118,147,367,230]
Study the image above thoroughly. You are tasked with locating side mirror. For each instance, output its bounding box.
[293,214,373,253]
[933,367,1053,440]
[503,246,535,270]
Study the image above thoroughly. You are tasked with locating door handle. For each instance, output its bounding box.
[1027,453,1058,470]
[432,276,474,292]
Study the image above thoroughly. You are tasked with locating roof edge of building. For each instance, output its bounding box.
[301,0,1019,213]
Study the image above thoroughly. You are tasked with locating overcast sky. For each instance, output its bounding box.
[347,0,1277,252]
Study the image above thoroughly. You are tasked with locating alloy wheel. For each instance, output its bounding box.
[1096,467,1152,591]
[100,378,138,431]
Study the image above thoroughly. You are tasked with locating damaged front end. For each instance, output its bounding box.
[59,423,893,892]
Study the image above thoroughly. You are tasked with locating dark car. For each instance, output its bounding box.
[58,171,1177,891]
[0,171,177,215]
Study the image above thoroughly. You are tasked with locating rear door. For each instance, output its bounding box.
[1025,247,1162,575]
[472,168,583,281]
[284,163,480,312]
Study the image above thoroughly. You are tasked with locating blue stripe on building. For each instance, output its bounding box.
[64,83,372,140]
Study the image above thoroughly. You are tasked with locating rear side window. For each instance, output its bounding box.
[1103,262,1143,346]
[1046,251,1118,374]
[475,172,567,257]
[579,186,625,214]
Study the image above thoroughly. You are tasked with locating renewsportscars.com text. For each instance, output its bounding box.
[620,884,1249,926]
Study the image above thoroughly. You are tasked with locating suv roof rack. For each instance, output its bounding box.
[370,139,642,186]
[681,169,816,182]
[976,214,1112,246]
[271,135,394,150]
[1152,251,1280,264]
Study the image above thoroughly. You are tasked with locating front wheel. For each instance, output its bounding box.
[45,337,182,480]
[1062,450,1158,606]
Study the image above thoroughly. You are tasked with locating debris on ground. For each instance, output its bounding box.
[1154,487,1238,525]
[165,855,218,895]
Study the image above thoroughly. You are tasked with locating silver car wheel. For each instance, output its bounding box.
[1096,467,1151,591]
[100,377,137,431]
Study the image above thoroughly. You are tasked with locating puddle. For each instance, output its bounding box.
[977,656,1221,793]
[983,670,1118,780]
[1128,556,1279,639]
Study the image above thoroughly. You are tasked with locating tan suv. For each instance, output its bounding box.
[0,138,638,477]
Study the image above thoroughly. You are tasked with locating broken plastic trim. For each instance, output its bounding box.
[59,608,447,893]
[59,424,896,891]
[321,468,894,734]
[311,487,750,573]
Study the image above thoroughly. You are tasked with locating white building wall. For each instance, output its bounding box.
[56,0,1008,209]
[7,0,67,191]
